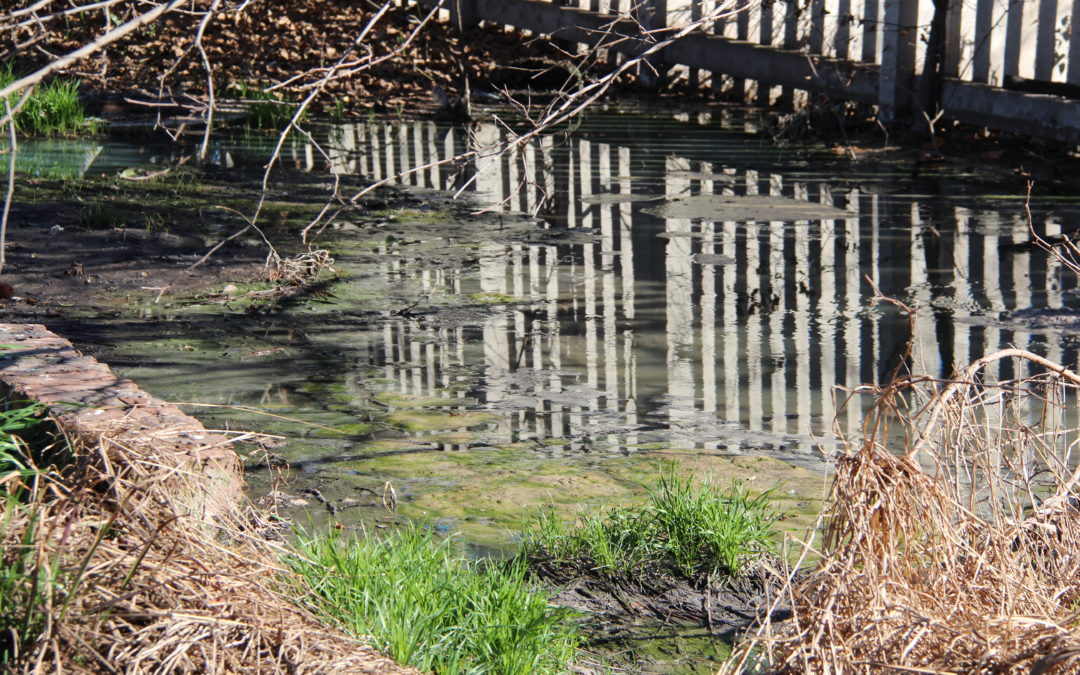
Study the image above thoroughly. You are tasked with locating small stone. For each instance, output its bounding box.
[222,284,240,295]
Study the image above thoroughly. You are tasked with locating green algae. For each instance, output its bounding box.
[32,127,835,563]
[373,207,450,224]
[609,631,732,674]
[387,409,498,432]
[314,431,828,551]
[468,292,518,304]
[313,422,377,437]
[374,391,478,408]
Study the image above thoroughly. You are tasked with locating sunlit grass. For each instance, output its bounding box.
[0,403,54,481]
[288,524,581,674]
[524,468,780,578]
[0,403,68,665]
[0,65,91,136]
[230,82,302,128]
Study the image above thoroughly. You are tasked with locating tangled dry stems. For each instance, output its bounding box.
[266,249,335,286]
[2,429,411,674]
[729,350,1080,674]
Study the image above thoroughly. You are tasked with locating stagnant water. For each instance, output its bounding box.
[21,112,1080,551]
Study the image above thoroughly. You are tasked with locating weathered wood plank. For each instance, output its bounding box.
[972,0,995,82]
[835,0,852,59]
[1034,0,1058,80]
[878,0,920,120]
[861,0,881,62]
[941,78,1080,141]
[943,0,963,77]
[1002,0,1025,78]
[784,0,799,50]
[1069,0,1080,83]
[734,0,751,97]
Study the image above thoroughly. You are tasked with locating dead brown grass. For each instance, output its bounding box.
[0,427,414,674]
[728,349,1080,674]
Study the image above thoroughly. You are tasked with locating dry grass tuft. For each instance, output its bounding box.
[1,427,411,674]
[266,250,335,286]
[729,348,1080,673]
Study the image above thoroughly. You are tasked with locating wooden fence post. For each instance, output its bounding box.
[1069,0,1080,84]
[878,0,919,123]
[642,0,669,86]
[1034,0,1059,80]
[451,0,478,31]
[644,0,669,36]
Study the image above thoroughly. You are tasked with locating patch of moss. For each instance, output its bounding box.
[468,292,517,304]
[374,207,448,224]
[387,409,497,432]
[310,422,377,438]
[374,391,476,408]
[601,630,732,675]
[297,381,355,406]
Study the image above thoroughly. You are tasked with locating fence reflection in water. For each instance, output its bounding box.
[311,117,1080,462]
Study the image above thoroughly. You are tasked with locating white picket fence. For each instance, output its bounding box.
[419,0,1080,141]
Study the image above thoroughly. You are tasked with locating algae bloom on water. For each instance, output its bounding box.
[288,525,581,675]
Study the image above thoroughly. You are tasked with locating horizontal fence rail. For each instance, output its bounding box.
[420,0,1080,142]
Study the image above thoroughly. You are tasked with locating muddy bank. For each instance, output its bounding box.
[534,557,790,673]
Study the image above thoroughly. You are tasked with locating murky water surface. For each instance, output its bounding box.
[32,113,1080,551]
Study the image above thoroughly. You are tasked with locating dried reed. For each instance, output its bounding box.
[1,426,413,674]
[728,349,1080,673]
[266,249,335,286]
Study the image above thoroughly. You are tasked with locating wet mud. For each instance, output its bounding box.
[534,557,790,674]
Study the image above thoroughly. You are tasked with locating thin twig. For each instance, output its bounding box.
[0,89,33,277]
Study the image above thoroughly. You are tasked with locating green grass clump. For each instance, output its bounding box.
[0,491,60,666]
[289,525,580,675]
[0,403,66,665]
[524,469,779,578]
[77,202,124,230]
[0,65,90,136]
[231,82,301,128]
[0,403,57,481]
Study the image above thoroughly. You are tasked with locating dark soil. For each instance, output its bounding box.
[531,556,792,672]
[0,192,259,324]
